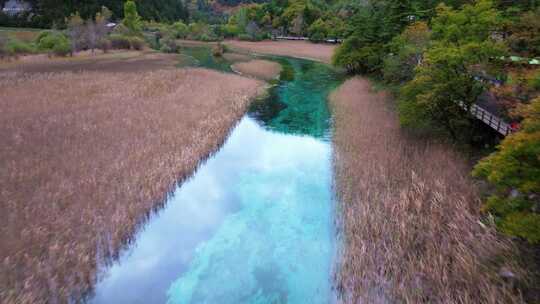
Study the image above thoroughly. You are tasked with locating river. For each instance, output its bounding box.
[88,48,344,304]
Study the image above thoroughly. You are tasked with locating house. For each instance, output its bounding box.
[2,0,31,16]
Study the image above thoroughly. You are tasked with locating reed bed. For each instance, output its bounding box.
[224,40,336,64]
[231,59,282,80]
[0,69,264,303]
[330,78,523,303]
[0,51,180,73]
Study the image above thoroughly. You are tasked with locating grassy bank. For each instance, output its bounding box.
[0,68,264,303]
[330,78,523,303]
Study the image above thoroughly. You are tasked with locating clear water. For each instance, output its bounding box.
[89,54,343,304]
[177,46,234,72]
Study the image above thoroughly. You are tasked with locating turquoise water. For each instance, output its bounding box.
[177,46,234,72]
[89,55,343,304]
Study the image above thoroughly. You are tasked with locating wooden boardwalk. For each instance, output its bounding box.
[457,101,514,136]
[274,36,343,43]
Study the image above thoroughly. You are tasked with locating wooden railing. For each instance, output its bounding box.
[274,36,343,43]
[457,101,513,136]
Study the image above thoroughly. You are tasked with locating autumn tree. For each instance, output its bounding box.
[66,12,85,53]
[383,21,431,83]
[473,97,540,243]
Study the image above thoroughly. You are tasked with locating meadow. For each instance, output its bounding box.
[330,78,524,303]
[0,65,264,303]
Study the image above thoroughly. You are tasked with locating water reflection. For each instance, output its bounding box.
[249,59,343,139]
[89,56,343,304]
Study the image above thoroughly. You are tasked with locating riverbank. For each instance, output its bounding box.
[0,68,264,303]
[173,39,336,64]
[330,78,523,303]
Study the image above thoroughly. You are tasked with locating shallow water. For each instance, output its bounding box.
[89,55,343,304]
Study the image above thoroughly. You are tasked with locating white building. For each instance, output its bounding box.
[2,0,32,16]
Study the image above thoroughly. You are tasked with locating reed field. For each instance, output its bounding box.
[0,68,264,303]
[0,51,181,73]
[225,40,336,64]
[231,59,282,80]
[330,78,524,303]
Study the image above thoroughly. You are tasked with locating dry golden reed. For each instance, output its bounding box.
[330,78,523,303]
[231,59,282,80]
[224,40,336,64]
[0,68,264,303]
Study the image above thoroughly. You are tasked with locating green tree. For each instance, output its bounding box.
[383,21,431,83]
[473,97,540,243]
[398,0,506,140]
[122,0,142,36]
[170,21,189,39]
[507,8,540,57]
[332,1,405,73]
[307,18,328,41]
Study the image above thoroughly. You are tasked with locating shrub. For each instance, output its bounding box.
[309,32,325,42]
[35,30,54,44]
[171,21,188,39]
[238,34,253,41]
[110,34,131,49]
[129,37,145,50]
[98,38,112,53]
[52,38,71,56]
[5,39,35,55]
[159,35,178,53]
[37,32,70,54]
[143,32,159,50]
[221,24,240,38]
[199,33,215,42]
